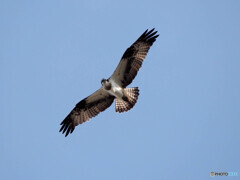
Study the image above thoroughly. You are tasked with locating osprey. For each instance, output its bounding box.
[60,28,159,136]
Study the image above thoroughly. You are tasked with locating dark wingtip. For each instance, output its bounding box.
[137,28,159,44]
[59,115,75,137]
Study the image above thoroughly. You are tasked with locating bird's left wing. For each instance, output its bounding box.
[110,28,159,88]
[59,88,115,137]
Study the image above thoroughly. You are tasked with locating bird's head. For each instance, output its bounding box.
[101,78,107,85]
[101,78,111,90]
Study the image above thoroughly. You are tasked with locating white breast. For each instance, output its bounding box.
[108,78,124,99]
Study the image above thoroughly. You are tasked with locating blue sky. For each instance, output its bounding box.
[1,0,240,179]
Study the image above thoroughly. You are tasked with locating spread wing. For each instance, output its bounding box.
[59,89,115,137]
[110,28,159,87]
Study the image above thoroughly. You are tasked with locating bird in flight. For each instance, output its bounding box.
[60,28,159,136]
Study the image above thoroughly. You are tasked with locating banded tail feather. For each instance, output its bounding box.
[116,87,139,113]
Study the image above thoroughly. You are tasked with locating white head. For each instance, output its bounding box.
[101,78,111,90]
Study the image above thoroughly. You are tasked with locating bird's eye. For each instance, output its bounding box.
[101,79,105,84]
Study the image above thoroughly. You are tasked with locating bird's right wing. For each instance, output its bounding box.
[59,88,115,137]
[110,29,159,87]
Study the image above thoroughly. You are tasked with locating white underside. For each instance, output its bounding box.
[107,78,124,99]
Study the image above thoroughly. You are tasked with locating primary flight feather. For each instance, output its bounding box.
[59,28,159,136]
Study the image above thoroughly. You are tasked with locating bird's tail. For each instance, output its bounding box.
[116,87,139,113]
